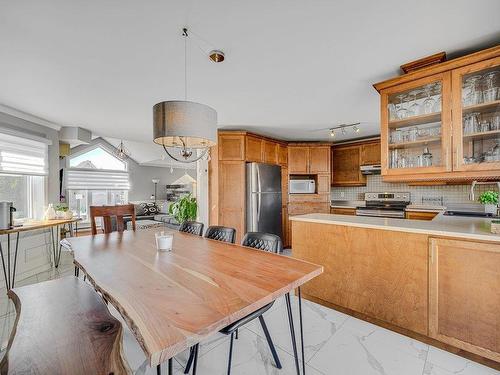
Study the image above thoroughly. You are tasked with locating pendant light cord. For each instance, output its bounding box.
[183,28,188,100]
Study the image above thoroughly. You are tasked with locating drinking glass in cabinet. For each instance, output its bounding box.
[463,112,480,134]
[422,84,438,114]
[483,71,499,103]
[395,94,409,119]
[463,75,483,106]
[407,90,421,116]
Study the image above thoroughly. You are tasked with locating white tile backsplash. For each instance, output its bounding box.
[331,175,499,205]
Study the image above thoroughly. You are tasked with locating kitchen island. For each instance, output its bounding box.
[291,213,500,368]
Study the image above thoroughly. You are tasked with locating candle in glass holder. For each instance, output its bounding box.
[155,232,173,251]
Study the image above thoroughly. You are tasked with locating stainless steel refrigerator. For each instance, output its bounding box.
[246,163,282,240]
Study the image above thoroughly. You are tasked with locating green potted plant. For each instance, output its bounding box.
[168,193,197,224]
[55,204,73,219]
[478,191,499,215]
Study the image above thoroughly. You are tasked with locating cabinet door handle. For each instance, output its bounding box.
[454,146,459,170]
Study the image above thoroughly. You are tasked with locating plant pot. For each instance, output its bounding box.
[484,204,498,215]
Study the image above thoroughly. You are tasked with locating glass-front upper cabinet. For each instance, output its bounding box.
[452,57,500,171]
[380,72,452,176]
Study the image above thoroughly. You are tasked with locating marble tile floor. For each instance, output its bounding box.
[0,251,498,375]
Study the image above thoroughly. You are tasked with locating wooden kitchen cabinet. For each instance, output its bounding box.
[282,206,289,247]
[263,140,278,164]
[331,144,366,186]
[281,167,289,206]
[278,144,288,166]
[293,222,429,335]
[375,46,500,182]
[429,238,500,362]
[360,141,381,165]
[309,147,331,173]
[288,146,309,173]
[316,174,330,194]
[452,56,500,173]
[246,135,263,162]
[218,161,246,243]
[218,133,245,160]
[288,145,331,174]
[330,207,356,215]
[405,210,438,220]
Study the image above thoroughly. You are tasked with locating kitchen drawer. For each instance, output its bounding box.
[288,193,330,203]
[288,202,330,215]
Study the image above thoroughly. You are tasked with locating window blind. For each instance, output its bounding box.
[65,169,130,190]
[0,133,48,175]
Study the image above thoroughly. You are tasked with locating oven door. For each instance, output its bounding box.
[355,208,406,219]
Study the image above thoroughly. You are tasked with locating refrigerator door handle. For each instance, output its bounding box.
[256,166,262,221]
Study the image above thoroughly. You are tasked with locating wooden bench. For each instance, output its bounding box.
[0,276,130,375]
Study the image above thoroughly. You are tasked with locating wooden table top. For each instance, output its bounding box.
[0,218,81,235]
[66,228,322,366]
[1,277,130,374]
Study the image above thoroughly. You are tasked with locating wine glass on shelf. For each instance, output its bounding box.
[422,84,436,115]
[432,83,442,112]
[395,94,409,120]
[407,90,421,117]
[483,71,498,103]
[464,75,482,106]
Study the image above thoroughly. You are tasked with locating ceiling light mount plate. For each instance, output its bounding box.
[209,50,225,63]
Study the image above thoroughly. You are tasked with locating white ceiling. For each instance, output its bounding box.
[0,0,499,144]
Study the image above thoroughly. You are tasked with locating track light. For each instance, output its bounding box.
[328,122,361,137]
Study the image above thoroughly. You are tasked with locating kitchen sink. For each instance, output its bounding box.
[443,210,499,219]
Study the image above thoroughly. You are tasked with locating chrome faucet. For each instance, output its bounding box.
[469,180,500,201]
[469,180,477,201]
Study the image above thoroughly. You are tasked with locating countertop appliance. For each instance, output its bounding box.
[356,192,410,219]
[0,202,16,230]
[289,179,315,194]
[360,164,381,175]
[246,163,283,240]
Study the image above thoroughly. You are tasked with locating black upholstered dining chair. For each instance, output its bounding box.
[241,232,282,253]
[184,232,283,375]
[204,226,236,244]
[178,221,204,236]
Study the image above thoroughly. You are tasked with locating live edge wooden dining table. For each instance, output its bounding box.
[64,227,322,375]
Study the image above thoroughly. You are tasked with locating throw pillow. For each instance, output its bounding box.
[140,202,159,215]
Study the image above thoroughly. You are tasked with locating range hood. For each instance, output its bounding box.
[360,164,381,175]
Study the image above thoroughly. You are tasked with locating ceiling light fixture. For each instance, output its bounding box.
[328,122,361,137]
[153,28,218,163]
[113,140,130,161]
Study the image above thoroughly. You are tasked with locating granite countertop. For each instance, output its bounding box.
[291,212,500,243]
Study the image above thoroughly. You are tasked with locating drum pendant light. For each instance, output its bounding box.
[153,28,218,163]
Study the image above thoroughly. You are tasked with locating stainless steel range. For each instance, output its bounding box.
[356,192,411,219]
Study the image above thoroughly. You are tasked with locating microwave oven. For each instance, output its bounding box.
[289,179,316,194]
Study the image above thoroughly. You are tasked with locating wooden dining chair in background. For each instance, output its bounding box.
[90,204,136,235]
[75,204,137,278]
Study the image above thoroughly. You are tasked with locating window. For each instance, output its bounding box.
[69,146,127,171]
[66,143,130,223]
[0,175,45,220]
[0,131,48,221]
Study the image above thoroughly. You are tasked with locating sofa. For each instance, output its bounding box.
[123,202,180,230]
